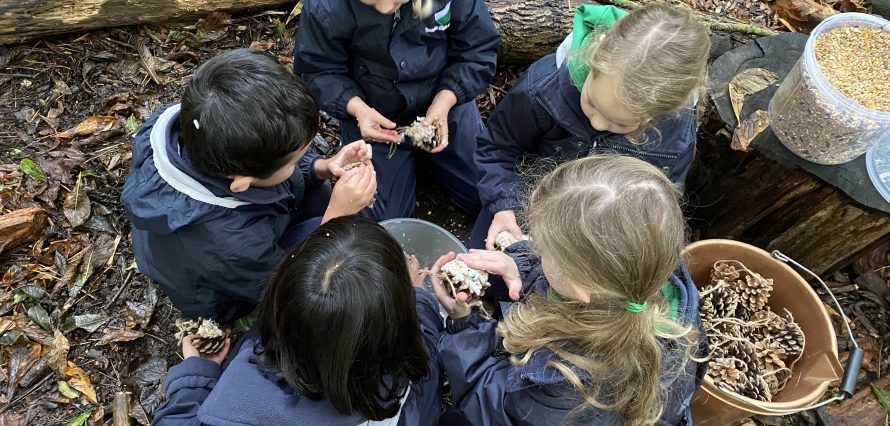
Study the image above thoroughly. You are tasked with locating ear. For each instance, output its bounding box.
[229,176,253,193]
[572,284,592,304]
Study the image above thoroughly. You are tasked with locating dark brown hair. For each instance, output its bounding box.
[256,215,429,420]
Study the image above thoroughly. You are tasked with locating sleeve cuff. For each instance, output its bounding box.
[488,198,521,216]
[446,311,489,334]
[309,157,321,182]
[168,356,222,382]
[334,89,364,121]
[438,81,469,107]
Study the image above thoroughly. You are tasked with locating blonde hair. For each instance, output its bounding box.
[498,156,696,425]
[586,3,709,126]
[412,0,434,19]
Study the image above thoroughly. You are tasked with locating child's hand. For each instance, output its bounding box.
[430,252,472,319]
[406,254,426,288]
[487,210,523,251]
[355,107,402,144]
[323,163,377,222]
[459,250,523,301]
[182,335,230,365]
[422,90,457,153]
[324,140,373,180]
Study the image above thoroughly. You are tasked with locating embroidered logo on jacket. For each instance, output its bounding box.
[425,1,451,32]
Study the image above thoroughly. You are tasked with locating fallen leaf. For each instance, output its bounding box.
[731,110,771,152]
[196,12,232,42]
[65,362,98,404]
[873,383,890,413]
[126,284,157,330]
[0,413,24,426]
[68,314,110,333]
[91,406,105,423]
[284,0,303,25]
[65,410,92,426]
[56,116,116,139]
[48,330,69,375]
[96,329,144,346]
[249,40,275,52]
[18,159,46,182]
[26,305,52,331]
[770,0,837,29]
[125,114,140,133]
[728,68,779,124]
[57,380,80,399]
[130,400,150,425]
[129,357,167,387]
[63,174,91,228]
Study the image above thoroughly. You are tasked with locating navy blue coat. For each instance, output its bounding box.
[438,241,708,425]
[121,104,320,322]
[293,0,499,126]
[475,54,698,215]
[152,288,444,426]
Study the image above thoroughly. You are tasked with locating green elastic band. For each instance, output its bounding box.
[625,300,648,313]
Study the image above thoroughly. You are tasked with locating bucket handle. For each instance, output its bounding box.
[711,250,864,414]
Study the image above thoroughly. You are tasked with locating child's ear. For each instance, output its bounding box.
[229,176,253,193]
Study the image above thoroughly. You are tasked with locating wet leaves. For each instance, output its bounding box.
[62,173,91,228]
[66,315,110,333]
[873,383,890,412]
[732,110,771,152]
[65,410,91,426]
[56,116,117,139]
[96,329,145,346]
[18,159,46,182]
[48,331,70,376]
[57,380,79,399]
[64,362,97,404]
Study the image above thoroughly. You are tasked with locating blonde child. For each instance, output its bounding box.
[471,3,709,252]
[432,156,707,425]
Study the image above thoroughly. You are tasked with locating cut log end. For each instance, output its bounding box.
[0,208,47,254]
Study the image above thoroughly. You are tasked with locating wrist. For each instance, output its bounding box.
[435,89,458,109]
[346,97,371,119]
[314,158,332,180]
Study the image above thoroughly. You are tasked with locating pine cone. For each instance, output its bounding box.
[775,321,805,359]
[736,274,773,311]
[763,368,792,396]
[175,318,228,356]
[708,357,747,388]
[754,341,787,371]
[725,342,760,375]
[711,260,742,283]
[739,375,773,402]
[700,282,739,320]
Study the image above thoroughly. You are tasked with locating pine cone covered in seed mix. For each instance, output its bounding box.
[440,259,490,302]
[711,260,742,283]
[754,341,787,371]
[736,274,773,312]
[775,321,806,358]
[707,357,747,388]
[175,318,227,356]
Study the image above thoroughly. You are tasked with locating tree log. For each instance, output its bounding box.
[0,208,47,254]
[0,0,597,64]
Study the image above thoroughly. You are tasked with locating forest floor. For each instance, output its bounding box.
[0,3,887,425]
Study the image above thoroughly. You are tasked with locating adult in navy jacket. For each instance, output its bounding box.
[294,0,499,221]
[152,216,444,426]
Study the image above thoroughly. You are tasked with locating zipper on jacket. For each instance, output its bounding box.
[391,9,401,35]
[600,142,681,159]
[533,97,592,148]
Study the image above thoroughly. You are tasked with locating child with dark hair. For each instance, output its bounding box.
[122,49,377,323]
[153,215,443,425]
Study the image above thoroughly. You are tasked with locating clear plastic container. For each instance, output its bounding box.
[769,13,890,165]
[866,137,890,204]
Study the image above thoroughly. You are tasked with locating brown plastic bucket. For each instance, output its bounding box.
[685,239,844,425]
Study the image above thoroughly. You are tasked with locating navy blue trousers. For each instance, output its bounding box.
[339,101,483,221]
[277,182,332,250]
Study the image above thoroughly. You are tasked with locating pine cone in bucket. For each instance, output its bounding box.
[775,320,806,358]
[739,375,773,402]
[725,341,760,375]
[175,318,227,356]
[754,340,787,371]
[700,282,739,320]
[440,259,490,302]
[736,273,774,311]
[711,260,742,282]
[707,357,747,390]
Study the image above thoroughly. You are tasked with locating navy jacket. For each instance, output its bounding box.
[438,241,708,425]
[121,104,320,322]
[152,288,444,426]
[293,0,499,126]
[476,54,698,215]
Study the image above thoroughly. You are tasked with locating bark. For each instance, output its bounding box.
[0,208,47,254]
[688,130,890,276]
[0,0,600,64]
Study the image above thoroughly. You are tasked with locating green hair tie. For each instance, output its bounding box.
[625,300,648,313]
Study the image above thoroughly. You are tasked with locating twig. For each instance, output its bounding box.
[0,373,52,414]
[113,391,132,426]
[829,284,858,294]
[597,0,778,37]
[105,269,135,309]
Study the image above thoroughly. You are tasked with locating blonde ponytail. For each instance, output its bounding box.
[498,156,697,425]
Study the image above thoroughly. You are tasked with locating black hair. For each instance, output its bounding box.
[256,215,430,420]
[178,48,319,178]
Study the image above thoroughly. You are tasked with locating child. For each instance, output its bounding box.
[432,156,707,425]
[472,3,709,250]
[121,49,377,323]
[153,215,443,425]
[294,0,500,221]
